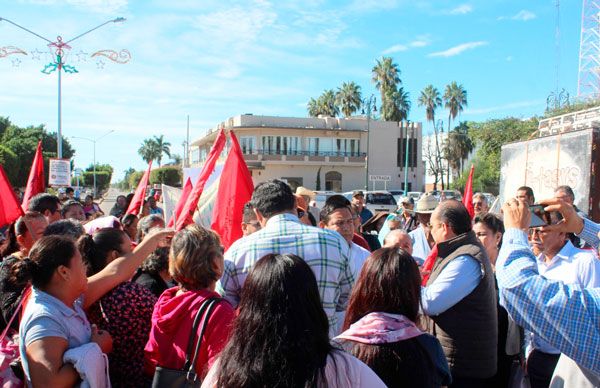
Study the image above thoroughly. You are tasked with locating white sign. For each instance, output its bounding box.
[73,168,83,177]
[369,175,391,182]
[49,159,71,186]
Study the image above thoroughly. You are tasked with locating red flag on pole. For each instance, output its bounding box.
[126,161,152,216]
[167,177,193,228]
[211,131,254,250]
[0,165,25,227]
[176,129,226,231]
[22,141,45,212]
[462,164,475,219]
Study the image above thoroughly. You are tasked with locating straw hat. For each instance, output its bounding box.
[415,194,439,214]
[295,186,315,198]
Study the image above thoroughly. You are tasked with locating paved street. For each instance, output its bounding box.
[99,187,127,215]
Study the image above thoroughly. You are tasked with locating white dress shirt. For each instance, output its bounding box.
[409,226,432,263]
[529,240,600,354]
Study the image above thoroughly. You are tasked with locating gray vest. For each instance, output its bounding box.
[426,231,498,378]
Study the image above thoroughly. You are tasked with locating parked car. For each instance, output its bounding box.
[425,190,463,202]
[407,191,422,202]
[388,190,405,204]
[313,191,338,209]
[343,190,398,214]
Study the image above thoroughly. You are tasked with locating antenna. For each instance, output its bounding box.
[578,0,600,99]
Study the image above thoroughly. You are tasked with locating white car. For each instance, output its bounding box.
[313,191,338,210]
[343,191,398,214]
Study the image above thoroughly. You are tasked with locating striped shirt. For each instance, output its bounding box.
[220,213,354,332]
[496,226,600,374]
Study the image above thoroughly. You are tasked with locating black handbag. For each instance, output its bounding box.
[151,297,221,388]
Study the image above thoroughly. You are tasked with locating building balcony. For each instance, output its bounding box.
[241,149,366,165]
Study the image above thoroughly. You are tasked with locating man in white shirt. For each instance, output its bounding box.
[319,195,371,279]
[409,194,438,263]
[526,212,600,388]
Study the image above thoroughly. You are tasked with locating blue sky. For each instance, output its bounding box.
[0,0,583,180]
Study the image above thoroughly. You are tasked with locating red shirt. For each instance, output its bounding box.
[353,233,371,251]
[144,288,234,378]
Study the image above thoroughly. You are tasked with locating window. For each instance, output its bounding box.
[336,138,360,156]
[397,138,418,168]
[239,136,256,154]
[191,148,200,164]
[262,136,301,155]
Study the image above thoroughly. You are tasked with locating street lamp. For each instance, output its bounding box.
[0,17,126,158]
[361,95,377,190]
[71,130,114,198]
[403,120,411,194]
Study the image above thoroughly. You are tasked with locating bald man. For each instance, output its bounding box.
[422,200,498,385]
[383,229,414,255]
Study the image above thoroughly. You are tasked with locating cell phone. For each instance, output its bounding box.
[529,205,547,228]
[529,204,562,228]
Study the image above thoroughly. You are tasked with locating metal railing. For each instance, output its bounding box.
[241,149,366,157]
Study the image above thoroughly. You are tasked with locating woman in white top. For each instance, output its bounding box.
[202,253,385,388]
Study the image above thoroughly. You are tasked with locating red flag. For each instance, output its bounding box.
[421,245,438,286]
[211,131,254,250]
[167,177,193,228]
[22,141,45,211]
[462,164,475,219]
[126,161,152,216]
[176,129,227,231]
[0,165,25,227]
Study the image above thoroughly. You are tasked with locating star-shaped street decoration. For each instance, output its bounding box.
[11,58,21,67]
[96,59,105,69]
[30,49,43,60]
[76,50,88,63]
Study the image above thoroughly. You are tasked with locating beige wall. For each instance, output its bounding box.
[190,115,425,192]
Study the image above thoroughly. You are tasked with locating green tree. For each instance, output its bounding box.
[452,118,538,193]
[418,85,443,189]
[128,170,144,190]
[335,82,362,118]
[153,135,171,167]
[307,97,321,117]
[443,81,468,133]
[382,86,411,121]
[307,90,339,118]
[444,122,473,179]
[138,138,161,164]
[371,57,401,101]
[150,166,182,186]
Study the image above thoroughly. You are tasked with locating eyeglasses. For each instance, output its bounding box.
[330,218,355,228]
[297,210,305,218]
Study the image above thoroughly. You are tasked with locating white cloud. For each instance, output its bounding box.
[447,4,472,15]
[428,41,488,58]
[512,10,536,21]
[383,35,430,54]
[18,0,128,14]
[506,56,513,62]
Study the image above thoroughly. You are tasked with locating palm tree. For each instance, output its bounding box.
[153,135,171,167]
[372,57,402,121]
[443,82,468,133]
[382,86,411,121]
[335,82,362,117]
[138,138,161,164]
[318,89,339,117]
[447,122,473,174]
[307,97,321,117]
[418,85,443,189]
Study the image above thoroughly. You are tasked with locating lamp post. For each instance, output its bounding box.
[0,17,126,158]
[403,120,411,194]
[362,95,377,190]
[71,130,114,198]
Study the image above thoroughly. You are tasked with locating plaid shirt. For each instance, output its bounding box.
[496,227,600,374]
[220,213,354,331]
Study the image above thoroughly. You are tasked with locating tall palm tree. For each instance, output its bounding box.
[443,82,468,133]
[371,56,401,103]
[153,135,171,167]
[382,86,411,121]
[138,138,161,164]
[318,89,339,117]
[418,85,444,189]
[335,82,362,117]
[307,97,321,117]
[448,122,473,174]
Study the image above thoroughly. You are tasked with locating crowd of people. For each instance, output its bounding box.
[0,180,598,388]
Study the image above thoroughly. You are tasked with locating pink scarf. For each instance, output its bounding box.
[334,312,423,344]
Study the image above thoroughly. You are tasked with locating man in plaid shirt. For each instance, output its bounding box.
[497,198,599,384]
[220,180,354,335]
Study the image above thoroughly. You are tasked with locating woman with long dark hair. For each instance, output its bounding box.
[335,248,451,387]
[202,254,385,387]
[79,227,157,387]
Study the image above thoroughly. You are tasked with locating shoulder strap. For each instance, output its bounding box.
[181,297,221,372]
